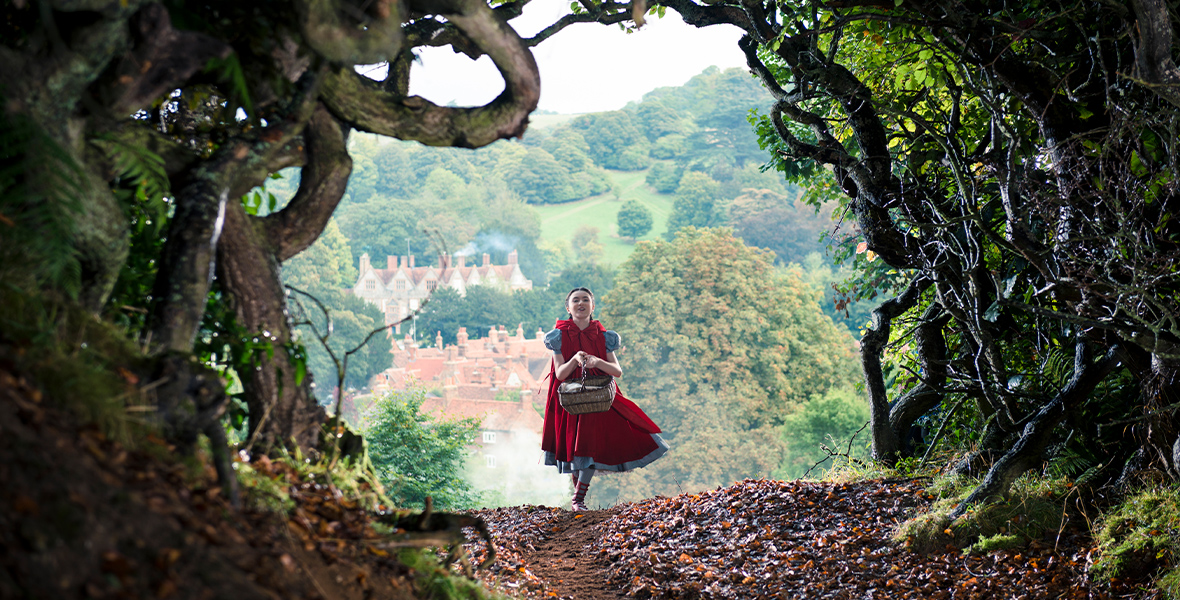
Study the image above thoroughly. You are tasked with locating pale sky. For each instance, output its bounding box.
[406,0,748,114]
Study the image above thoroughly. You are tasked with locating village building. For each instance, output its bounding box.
[369,324,554,473]
[350,250,534,331]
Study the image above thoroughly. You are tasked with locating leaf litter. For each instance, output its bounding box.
[464,479,1157,599]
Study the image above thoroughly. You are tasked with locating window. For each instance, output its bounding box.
[426,280,438,291]
[365,279,375,290]
[482,431,497,444]
[485,455,497,468]
[396,280,406,291]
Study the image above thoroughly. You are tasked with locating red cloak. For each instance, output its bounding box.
[540,319,664,471]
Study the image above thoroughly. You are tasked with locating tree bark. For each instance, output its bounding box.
[862,275,932,464]
[218,105,352,453]
[218,198,326,452]
[888,304,952,441]
[1130,0,1180,110]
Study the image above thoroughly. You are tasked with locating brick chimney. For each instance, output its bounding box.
[409,255,416,268]
[482,252,490,267]
[508,249,518,264]
[387,255,396,270]
[456,327,468,357]
[359,253,371,273]
[456,255,466,268]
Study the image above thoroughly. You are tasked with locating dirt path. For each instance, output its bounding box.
[526,510,626,600]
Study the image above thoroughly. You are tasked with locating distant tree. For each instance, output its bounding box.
[571,226,602,264]
[423,167,468,201]
[635,100,691,141]
[645,161,682,194]
[335,196,422,262]
[650,134,691,160]
[282,220,357,293]
[282,222,390,404]
[664,171,723,239]
[509,147,575,204]
[774,386,870,480]
[512,287,564,332]
[461,285,517,335]
[541,128,595,171]
[729,189,831,265]
[412,287,469,347]
[616,199,654,240]
[288,289,393,404]
[599,228,858,501]
[550,263,616,305]
[568,111,649,170]
[537,239,574,277]
[360,389,481,510]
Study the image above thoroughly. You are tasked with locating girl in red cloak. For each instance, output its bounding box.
[542,287,668,511]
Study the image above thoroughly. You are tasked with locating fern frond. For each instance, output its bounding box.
[1040,345,1075,391]
[0,102,85,298]
[90,133,171,232]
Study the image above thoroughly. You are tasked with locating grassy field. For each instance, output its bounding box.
[532,169,674,266]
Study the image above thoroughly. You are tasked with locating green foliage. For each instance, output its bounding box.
[729,188,827,266]
[640,66,771,168]
[616,199,654,240]
[645,161,682,193]
[664,171,723,239]
[359,389,481,510]
[282,220,358,292]
[94,132,174,334]
[567,111,650,170]
[775,386,869,480]
[598,228,858,501]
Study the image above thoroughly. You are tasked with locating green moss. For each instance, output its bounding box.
[972,533,1023,553]
[1091,486,1180,584]
[397,549,508,600]
[893,473,1075,555]
[0,285,150,445]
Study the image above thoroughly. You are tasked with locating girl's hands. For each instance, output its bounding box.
[574,351,599,370]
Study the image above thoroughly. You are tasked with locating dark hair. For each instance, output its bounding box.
[565,287,594,302]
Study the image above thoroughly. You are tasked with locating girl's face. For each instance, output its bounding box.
[566,290,594,319]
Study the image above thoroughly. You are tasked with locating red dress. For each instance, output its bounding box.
[541,319,668,473]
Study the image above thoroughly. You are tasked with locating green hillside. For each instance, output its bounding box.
[533,170,673,265]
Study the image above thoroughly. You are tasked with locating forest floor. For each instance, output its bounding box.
[0,351,1163,600]
[465,480,1159,600]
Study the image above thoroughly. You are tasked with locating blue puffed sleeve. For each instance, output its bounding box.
[543,329,562,352]
[604,330,621,353]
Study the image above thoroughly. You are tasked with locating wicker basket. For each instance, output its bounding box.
[558,370,616,415]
